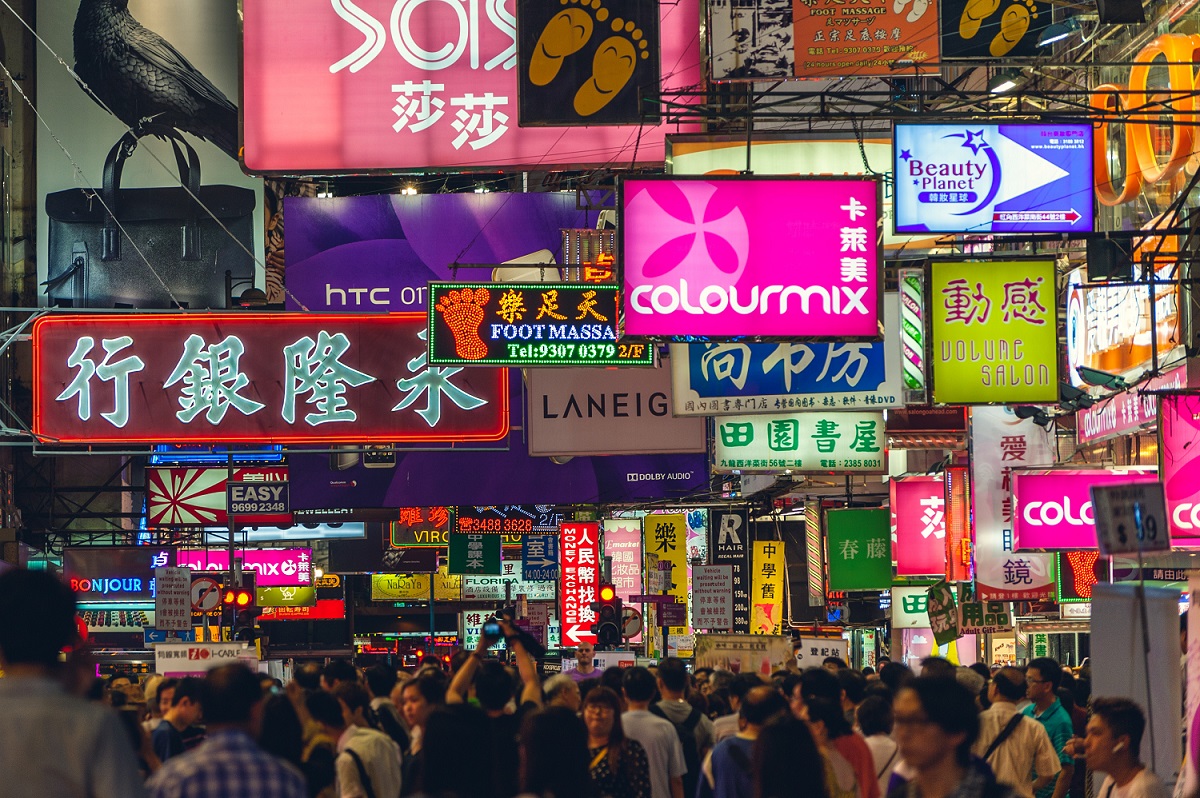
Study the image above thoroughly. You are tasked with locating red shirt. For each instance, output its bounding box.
[834,733,882,798]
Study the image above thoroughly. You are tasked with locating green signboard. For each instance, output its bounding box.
[427,283,653,367]
[256,586,317,608]
[713,411,886,473]
[925,580,959,647]
[448,532,502,576]
[826,509,892,591]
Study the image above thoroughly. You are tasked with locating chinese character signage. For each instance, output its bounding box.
[714,411,885,472]
[693,565,734,631]
[670,296,903,416]
[1161,395,1200,547]
[33,314,508,443]
[602,520,643,640]
[241,0,700,172]
[895,125,1093,234]
[794,636,850,669]
[1079,367,1184,444]
[707,0,937,80]
[644,514,689,635]
[751,540,786,635]
[560,522,601,646]
[939,0,1051,59]
[1056,551,1107,603]
[958,600,1013,634]
[449,533,502,576]
[391,507,455,547]
[528,366,705,456]
[147,466,290,527]
[516,0,660,126]
[826,509,892,590]
[175,549,312,588]
[260,599,346,621]
[370,568,462,602]
[891,585,932,628]
[970,407,1056,600]
[892,476,947,576]
[621,176,882,338]
[523,535,561,582]
[155,567,192,631]
[925,580,959,647]
[64,547,171,601]
[710,509,751,633]
[427,283,651,367]
[931,260,1058,404]
[693,633,794,675]
[1013,468,1158,551]
[453,505,564,535]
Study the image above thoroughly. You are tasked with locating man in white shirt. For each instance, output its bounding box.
[622,667,687,798]
[1064,697,1170,798]
[971,667,1060,798]
[309,686,403,798]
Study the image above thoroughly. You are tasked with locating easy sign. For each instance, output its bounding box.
[1013,468,1158,551]
[227,482,290,516]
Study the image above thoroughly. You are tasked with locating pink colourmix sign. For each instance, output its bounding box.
[890,476,946,577]
[241,0,699,172]
[1162,395,1200,546]
[175,549,312,587]
[1012,469,1158,551]
[620,177,882,338]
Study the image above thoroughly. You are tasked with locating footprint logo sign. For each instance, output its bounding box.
[435,287,491,361]
[940,0,1047,58]
[518,0,661,126]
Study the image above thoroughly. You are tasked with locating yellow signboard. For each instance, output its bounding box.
[643,513,689,635]
[931,261,1058,404]
[370,567,462,602]
[752,540,786,635]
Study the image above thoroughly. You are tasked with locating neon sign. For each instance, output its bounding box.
[33,314,508,444]
[452,505,564,535]
[426,283,653,367]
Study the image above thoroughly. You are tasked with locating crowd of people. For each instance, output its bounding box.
[0,568,1177,798]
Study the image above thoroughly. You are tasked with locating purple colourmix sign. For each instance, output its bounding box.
[620,176,881,338]
[1012,469,1158,551]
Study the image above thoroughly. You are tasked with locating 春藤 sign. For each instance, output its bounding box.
[32,314,508,443]
[713,411,885,473]
[426,283,652,367]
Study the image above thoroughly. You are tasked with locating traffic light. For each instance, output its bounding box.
[222,586,255,609]
[589,583,623,650]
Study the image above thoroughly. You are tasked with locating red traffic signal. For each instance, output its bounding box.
[222,587,254,608]
[589,584,623,650]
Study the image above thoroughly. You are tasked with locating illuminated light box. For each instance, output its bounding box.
[146,466,290,527]
[175,548,313,587]
[620,176,882,339]
[32,314,508,444]
[452,505,564,535]
[894,124,1094,234]
[1013,468,1158,551]
[712,411,886,473]
[426,283,653,366]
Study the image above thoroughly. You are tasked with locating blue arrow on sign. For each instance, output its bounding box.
[522,535,559,581]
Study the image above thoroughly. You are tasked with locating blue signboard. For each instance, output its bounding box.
[670,297,904,415]
[149,444,284,465]
[894,123,1094,235]
[144,628,196,645]
[522,535,560,582]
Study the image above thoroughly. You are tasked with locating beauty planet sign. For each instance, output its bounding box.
[620,176,882,339]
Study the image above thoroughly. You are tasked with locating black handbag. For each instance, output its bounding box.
[44,130,256,309]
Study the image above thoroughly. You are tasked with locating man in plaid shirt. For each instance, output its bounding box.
[148,664,306,798]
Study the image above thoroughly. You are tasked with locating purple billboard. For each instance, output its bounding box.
[1012,468,1158,551]
[289,373,707,507]
[284,194,597,311]
[620,176,882,339]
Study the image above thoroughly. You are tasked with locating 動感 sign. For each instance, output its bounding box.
[33,314,508,443]
[621,176,882,339]
[930,261,1058,404]
[713,411,885,473]
[427,283,652,367]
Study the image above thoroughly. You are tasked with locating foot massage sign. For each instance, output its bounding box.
[620,176,882,338]
[426,283,654,366]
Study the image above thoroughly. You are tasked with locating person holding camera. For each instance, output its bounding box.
[446,613,542,798]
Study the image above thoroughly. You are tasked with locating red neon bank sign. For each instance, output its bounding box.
[33,314,508,444]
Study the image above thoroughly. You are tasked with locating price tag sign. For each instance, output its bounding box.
[1091,482,1170,556]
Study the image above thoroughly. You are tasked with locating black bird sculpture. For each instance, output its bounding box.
[72,0,239,158]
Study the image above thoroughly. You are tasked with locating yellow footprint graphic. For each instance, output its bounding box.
[573,17,649,117]
[435,287,491,361]
[990,0,1036,56]
[959,0,1000,40]
[529,2,597,86]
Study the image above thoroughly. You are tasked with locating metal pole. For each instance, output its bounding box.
[227,450,238,639]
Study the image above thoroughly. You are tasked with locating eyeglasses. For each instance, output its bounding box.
[584,704,615,715]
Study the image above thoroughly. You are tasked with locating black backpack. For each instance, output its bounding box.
[650,703,704,798]
[366,703,410,755]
